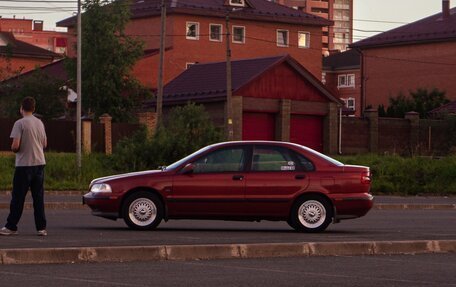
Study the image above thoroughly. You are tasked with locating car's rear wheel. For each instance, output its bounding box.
[122,192,163,230]
[289,195,333,233]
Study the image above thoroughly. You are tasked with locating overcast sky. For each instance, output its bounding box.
[0,0,451,42]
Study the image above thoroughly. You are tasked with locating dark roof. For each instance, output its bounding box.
[1,59,68,84]
[428,101,456,115]
[159,54,341,104]
[57,0,331,27]
[351,7,456,49]
[0,32,60,59]
[322,49,360,71]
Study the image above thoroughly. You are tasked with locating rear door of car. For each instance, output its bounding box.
[169,145,248,217]
[244,145,311,218]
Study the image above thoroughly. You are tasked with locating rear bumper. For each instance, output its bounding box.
[331,193,374,220]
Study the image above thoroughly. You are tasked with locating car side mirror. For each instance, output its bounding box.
[181,163,194,175]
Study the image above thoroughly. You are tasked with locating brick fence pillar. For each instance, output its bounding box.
[365,108,378,153]
[277,99,291,142]
[82,118,92,154]
[99,113,112,155]
[324,102,339,154]
[232,96,243,141]
[138,111,157,138]
[405,111,420,153]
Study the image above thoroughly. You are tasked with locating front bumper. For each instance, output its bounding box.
[83,192,121,219]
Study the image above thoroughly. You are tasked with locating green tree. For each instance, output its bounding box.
[0,69,67,119]
[383,88,448,118]
[67,0,149,122]
[410,88,449,118]
[111,103,224,171]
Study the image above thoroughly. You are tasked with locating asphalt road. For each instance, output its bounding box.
[0,253,455,287]
[0,208,455,249]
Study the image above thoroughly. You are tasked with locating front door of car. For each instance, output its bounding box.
[169,146,247,218]
[244,145,310,218]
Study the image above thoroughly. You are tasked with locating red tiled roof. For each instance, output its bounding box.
[351,7,456,49]
[0,32,60,59]
[57,0,331,27]
[150,54,341,105]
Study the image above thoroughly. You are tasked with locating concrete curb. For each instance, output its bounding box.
[0,240,455,265]
[1,203,456,210]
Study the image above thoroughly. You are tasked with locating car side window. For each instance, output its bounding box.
[193,148,245,173]
[295,153,315,171]
[251,146,296,172]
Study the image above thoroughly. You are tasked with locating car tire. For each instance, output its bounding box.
[122,192,163,230]
[289,195,333,233]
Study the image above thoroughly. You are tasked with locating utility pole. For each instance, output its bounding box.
[156,0,166,127]
[225,13,234,141]
[76,0,82,169]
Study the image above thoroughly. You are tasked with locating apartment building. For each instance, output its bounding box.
[274,0,353,52]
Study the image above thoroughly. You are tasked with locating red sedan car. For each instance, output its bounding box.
[84,141,373,232]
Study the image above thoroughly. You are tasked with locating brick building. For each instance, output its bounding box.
[57,0,332,89]
[350,1,456,115]
[322,49,361,117]
[274,0,353,52]
[0,32,61,80]
[0,17,68,55]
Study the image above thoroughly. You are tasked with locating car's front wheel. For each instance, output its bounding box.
[122,192,163,230]
[289,195,333,233]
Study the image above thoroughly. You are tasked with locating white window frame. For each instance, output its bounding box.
[186,22,199,40]
[298,31,310,48]
[232,26,246,44]
[229,0,245,7]
[276,29,289,47]
[338,74,355,88]
[342,97,356,111]
[209,24,223,42]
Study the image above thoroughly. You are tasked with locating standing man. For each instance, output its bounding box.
[0,97,48,236]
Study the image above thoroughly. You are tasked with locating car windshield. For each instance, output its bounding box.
[165,145,213,171]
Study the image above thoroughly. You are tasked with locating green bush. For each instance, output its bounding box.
[110,103,224,171]
[335,154,456,195]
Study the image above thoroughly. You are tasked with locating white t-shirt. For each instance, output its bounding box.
[10,115,47,167]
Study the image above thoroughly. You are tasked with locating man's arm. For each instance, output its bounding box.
[11,138,20,153]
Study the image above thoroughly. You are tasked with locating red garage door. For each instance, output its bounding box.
[243,112,275,140]
[290,115,323,152]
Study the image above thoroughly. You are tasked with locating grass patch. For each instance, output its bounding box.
[1,153,455,195]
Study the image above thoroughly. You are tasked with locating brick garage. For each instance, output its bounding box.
[147,55,342,154]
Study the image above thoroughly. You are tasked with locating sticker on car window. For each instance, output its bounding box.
[281,165,295,171]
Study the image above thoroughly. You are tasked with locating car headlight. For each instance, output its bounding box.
[90,183,112,193]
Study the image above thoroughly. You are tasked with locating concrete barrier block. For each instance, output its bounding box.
[238,243,309,258]
[373,241,430,255]
[165,244,239,260]
[309,241,375,256]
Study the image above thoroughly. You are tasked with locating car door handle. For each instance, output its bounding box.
[295,174,306,180]
[232,175,244,181]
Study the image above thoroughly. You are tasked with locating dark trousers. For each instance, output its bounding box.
[6,165,46,231]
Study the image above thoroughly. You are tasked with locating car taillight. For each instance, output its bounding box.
[361,170,371,184]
